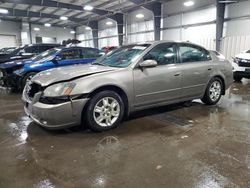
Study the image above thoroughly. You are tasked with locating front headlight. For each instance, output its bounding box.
[43,82,76,97]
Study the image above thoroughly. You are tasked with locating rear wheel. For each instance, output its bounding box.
[201,78,222,105]
[85,90,125,132]
[21,72,37,90]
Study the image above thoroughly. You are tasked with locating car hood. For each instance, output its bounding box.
[0,59,33,69]
[235,52,250,60]
[0,53,8,58]
[33,64,118,87]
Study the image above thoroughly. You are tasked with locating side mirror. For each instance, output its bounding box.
[98,52,105,57]
[139,59,158,68]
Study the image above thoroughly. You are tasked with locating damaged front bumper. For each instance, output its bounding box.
[22,88,89,129]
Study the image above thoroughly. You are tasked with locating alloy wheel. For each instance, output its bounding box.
[209,80,221,102]
[93,97,120,127]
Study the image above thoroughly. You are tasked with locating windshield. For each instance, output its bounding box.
[9,47,23,56]
[94,44,150,68]
[32,48,61,61]
[0,48,5,53]
[5,48,15,53]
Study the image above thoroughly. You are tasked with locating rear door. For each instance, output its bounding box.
[177,43,213,99]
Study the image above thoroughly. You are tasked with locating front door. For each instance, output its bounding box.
[133,43,182,109]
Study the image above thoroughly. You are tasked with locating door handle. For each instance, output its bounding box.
[174,72,181,76]
[208,67,212,71]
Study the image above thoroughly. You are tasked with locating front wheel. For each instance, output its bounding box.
[84,90,125,132]
[201,78,223,105]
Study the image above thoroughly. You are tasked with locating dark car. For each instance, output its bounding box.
[0,43,61,64]
[0,46,103,90]
[0,47,16,55]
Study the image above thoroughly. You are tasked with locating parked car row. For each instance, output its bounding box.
[0,45,103,90]
[0,43,60,64]
[0,47,16,55]
[21,41,233,132]
[0,41,236,132]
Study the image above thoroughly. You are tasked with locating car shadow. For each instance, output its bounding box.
[26,101,203,136]
[127,101,200,120]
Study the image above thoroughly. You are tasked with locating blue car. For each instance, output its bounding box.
[0,46,103,90]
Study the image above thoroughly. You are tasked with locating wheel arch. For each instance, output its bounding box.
[21,71,39,89]
[213,75,226,95]
[83,85,130,117]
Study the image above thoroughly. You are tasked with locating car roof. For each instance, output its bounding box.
[62,46,100,50]
[128,40,208,50]
[27,43,61,47]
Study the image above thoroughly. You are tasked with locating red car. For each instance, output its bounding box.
[101,46,118,54]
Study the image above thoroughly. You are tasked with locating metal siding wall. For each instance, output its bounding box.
[162,6,216,50]
[98,37,119,48]
[77,33,94,48]
[127,31,154,43]
[127,20,154,44]
[222,1,250,59]
[0,35,17,48]
[190,38,216,50]
[0,20,21,46]
[221,35,250,59]
[98,25,118,48]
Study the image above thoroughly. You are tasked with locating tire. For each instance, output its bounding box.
[21,72,37,90]
[233,75,242,82]
[85,90,125,132]
[201,77,223,105]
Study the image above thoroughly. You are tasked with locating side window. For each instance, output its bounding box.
[179,45,211,63]
[143,44,177,65]
[25,46,39,54]
[58,49,82,60]
[39,46,53,53]
[84,49,100,58]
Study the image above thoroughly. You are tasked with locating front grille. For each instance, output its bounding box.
[26,82,43,99]
[238,61,250,67]
[236,58,250,67]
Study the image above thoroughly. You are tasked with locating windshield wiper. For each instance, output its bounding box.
[92,62,107,66]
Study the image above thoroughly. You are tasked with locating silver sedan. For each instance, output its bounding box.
[22,41,233,132]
